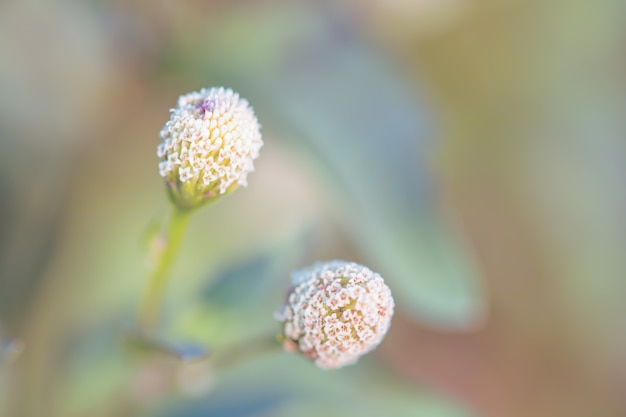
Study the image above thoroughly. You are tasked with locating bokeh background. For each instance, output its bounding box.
[1,0,626,416]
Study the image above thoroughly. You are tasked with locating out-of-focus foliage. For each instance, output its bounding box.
[1,0,625,417]
[180,2,483,327]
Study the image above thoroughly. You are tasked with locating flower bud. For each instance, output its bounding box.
[157,87,262,209]
[275,261,394,369]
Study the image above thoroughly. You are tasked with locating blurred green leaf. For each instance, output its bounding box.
[157,353,474,417]
[201,227,314,310]
[175,4,484,329]
[269,30,484,330]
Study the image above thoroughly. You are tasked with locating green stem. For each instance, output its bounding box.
[213,333,280,372]
[139,206,192,330]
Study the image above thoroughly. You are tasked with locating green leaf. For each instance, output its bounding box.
[173,3,484,329]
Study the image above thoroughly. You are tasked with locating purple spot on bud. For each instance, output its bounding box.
[198,99,216,113]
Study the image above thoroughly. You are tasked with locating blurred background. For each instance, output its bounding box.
[1,0,626,416]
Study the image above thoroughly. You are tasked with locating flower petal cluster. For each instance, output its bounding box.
[157,87,262,209]
[275,261,394,369]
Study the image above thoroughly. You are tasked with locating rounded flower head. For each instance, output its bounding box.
[157,87,262,209]
[275,261,394,369]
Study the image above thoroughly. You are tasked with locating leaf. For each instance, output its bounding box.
[268,33,484,329]
[156,353,474,417]
[202,229,314,310]
[176,4,485,329]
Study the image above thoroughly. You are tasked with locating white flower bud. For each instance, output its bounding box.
[275,261,394,369]
[158,87,262,209]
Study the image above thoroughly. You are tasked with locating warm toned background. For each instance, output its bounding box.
[1,1,625,416]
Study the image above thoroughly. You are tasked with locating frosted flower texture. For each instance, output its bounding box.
[275,261,394,369]
[157,87,262,208]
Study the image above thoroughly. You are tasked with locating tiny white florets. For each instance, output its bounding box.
[157,87,262,208]
[275,261,394,369]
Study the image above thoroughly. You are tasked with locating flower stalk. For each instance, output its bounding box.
[139,205,193,330]
[212,333,280,372]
